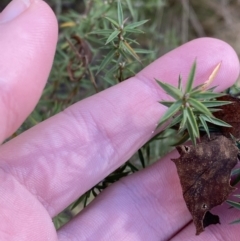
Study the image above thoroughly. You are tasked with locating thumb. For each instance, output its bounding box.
[0,0,58,142]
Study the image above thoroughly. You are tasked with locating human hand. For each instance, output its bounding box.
[0,1,239,240]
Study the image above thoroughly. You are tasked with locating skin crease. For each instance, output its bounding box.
[0,0,240,241]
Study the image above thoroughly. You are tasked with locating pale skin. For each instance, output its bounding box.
[0,0,240,240]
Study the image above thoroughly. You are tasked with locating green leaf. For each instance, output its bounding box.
[178,75,183,92]
[153,128,176,140]
[190,91,225,100]
[207,86,218,91]
[118,46,129,59]
[86,35,107,45]
[229,218,240,225]
[186,107,199,138]
[167,113,183,128]
[199,115,210,138]
[230,168,240,186]
[149,128,178,143]
[125,0,135,19]
[158,100,182,127]
[127,162,138,172]
[179,108,188,130]
[201,115,231,127]
[185,60,196,94]
[208,108,223,112]
[90,29,113,35]
[188,98,212,116]
[186,120,197,146]
[105,30,120,45]
[191,83,205,91]
[125,67,136,76]
[104,16,119,28]
[201,100,232,108]
[124,38,140,45]
[124,20,149,29]
[117,0,123,26]
[138,149,145,168]
[159,101,175,107]
[156,80,183,100]
[234,194,240,199]
[107,64,119,77]
[121,40,141,62]
[124,28,144,34]
[134,49,153,54]
[226,200,240,210]
[96,49,116,75]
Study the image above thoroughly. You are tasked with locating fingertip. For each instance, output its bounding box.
[139,37,239,92]
[0,0,58,141]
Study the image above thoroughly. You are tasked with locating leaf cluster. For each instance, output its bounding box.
[90,0,150,81]
[156,61,231,145]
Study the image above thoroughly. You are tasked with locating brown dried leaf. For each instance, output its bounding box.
[200,62,221,91]
[67,35,93,82]
[214,95,240,139]
[172,134,239,235]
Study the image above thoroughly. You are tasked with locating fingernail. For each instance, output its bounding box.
[0,0,31,24]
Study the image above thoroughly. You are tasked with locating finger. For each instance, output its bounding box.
[138,37,239,93]
[56,151,185,241]
[0,0,58,142]
[57,151,240,241]
[0,38,239,218]
[0,169,58,240]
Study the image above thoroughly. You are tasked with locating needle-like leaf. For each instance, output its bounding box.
[105,30,120,45]
[199,115,210,138]
[121,40,141,62]
[158,100,182,127]
[230,168,240,186]
[188,97,212,116]
[156,80,183,100]
[124,20,149,29]
[226,200,240,210]
[186,106,199,138]
[125,0,134,18]
[190,91,226,100]
[96,49,116,75]
[90,29,113,35]
[201,115,232,127]
[124,28,144,33]
[104,16,119,28]
[185,60,196,94]
[159,101,175,107]
[178,75,183,92]
[231,168,240,176]
[179,108,188,131]
[167,113,183,128]
[134,49,153,54]
[186,120,197,146]
[117,0,123,26]
[201,100,232,108]
[229,219,240,225]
